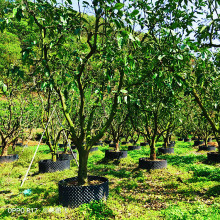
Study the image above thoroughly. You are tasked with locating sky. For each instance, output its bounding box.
[64,0,220,49]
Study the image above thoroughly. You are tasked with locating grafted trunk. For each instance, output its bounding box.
[150,139,156,160]
[78,148,89,185]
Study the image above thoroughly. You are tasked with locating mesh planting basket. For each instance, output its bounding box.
[207,152,220,162]
[139,157,167,170]
[168,141,175,147]
[0,154,19,163]
[158,148,174,154]
[39,159,70,173]
[199,145,216,151]
[184,138,191,142]
[128,145,140,151]
[140,142,148,146]
[109,143,116,148]
[194,140,204,146]
[57,152,77,161]
[94,142,103,146]
[90,147,98,152]
[105,150,127,160]
[58,176,109,208]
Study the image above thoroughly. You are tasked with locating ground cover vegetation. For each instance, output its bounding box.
[0,0,219,219]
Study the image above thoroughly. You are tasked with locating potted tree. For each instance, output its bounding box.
[37,89,70,173]
[12,0,137,208]
[158,120,176,154]
[105,108,128,160]
[0,80,30,162]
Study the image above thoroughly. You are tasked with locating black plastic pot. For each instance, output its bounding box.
[109,143,116,148]
[178,138,184,141]
[168,141,175,147]
[184,138,191,142]
[59,143,70,148]
[139,157,167,170]
[90,147,98,152]
[128,145,140,151]
[158,148,174,154]
[194,140,204,146]
[0,154,19,163]
[105,150,127,160]
[140,142,148,146]
[57,152,77,160]
[199,145,216,151]
[129,139,134,143]
[207,152,220,162]
[104,140,111,144]
[58,176,109,208]
[39,159,70,173]
[94,142,103,146]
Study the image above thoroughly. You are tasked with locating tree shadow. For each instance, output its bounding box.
[0,190,11,194]
[206,185,220,197]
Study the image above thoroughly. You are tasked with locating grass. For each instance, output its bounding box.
[0,140,219,219]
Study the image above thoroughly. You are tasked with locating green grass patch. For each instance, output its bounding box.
[0,141,219,219]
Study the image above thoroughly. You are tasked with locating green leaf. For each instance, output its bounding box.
[170,30,176,36]
[117,35,122,49]
[13,8,17,17]
[177,55,183,60]
[131,9,139,17]
[74,28,81,35]
[200,25,207,33]
[107,85,111,94]
[120,89,128,94]
[152,73,157,79]
[41,82,47,90]
[2,84,7,93]
[114,3,124,10]
[117,96,122,104]
[114,19,121,28]
[65,0,72,4]
[201,52,207,61]
[158,55,165,61]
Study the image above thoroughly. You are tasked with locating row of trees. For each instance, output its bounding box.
[0,0,219,185]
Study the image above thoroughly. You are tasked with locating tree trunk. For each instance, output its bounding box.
[217,137,220,154]
[52,153,56,162]
[163,135,168,148]
[63,143,68,154]
[115,140,120,152]
[150,139,156,160]
[78,148,89,185]
[204,137,208,147]
[1,146,8,156]
[163,141,168,148]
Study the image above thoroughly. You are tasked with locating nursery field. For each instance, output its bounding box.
[0,141,219,220]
